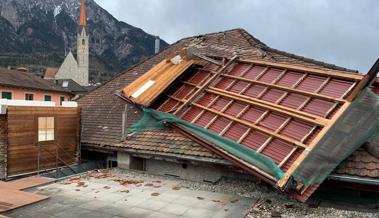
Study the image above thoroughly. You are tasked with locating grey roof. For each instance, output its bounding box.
[52,79,88,93]
[0,68,72,94]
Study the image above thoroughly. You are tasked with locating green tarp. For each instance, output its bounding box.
[129,108,285,180]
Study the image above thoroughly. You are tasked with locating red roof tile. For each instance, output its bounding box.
[113,128,221,160]
[337,149,379,178]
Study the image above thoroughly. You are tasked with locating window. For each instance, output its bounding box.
[25,93,34,101]
[44,95,52,101]
[62,81,69,88]
[82,39,85,45]
[60,96,65,106]
[1,92,12,99]
[38,117,54,142]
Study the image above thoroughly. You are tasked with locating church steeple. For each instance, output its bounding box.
[77,0,89,86]
[79,0,87,27]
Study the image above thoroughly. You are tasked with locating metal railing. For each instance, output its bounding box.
[37,143,79,178]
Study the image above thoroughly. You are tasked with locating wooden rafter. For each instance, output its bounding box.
[208,88,329,126]
[276,101,352,189]
[221,74,346,103]
[346,58,379,101]
[167,94,308,148]
[173,56,239,116]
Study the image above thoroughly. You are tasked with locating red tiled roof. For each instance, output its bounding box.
[44,67,59,79]
[337,149,379,178]
[113,126,379,180]
[113,128,222,160]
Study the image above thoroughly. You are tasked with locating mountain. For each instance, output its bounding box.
[0,0,168,82]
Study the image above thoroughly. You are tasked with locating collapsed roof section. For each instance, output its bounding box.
[123,53,196,107]
[122,53,379,201]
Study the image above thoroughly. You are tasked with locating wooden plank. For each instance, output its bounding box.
[6,106,80,177]
[0,189,48,213]
[346,58,379,101]
[193,103,307,148]
[173,56,239,116]
[123,58,195,106]
[208,88,329,126]
[168,93,308,148]
[276,101,352,189]
[221,74,345,103]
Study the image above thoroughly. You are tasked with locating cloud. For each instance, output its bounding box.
[95,0,379,72]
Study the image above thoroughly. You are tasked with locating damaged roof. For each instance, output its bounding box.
[122,46,379,201]
[78,28,361,146]
[78,28,379,201]
[113,128,223,162]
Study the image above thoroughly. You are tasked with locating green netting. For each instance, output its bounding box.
[293,88,379,187]
[129,108,285,180]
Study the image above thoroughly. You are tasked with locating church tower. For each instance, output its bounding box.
[77,0,89,86]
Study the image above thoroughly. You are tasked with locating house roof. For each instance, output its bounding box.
[113,128,222,161]
[79,29,378,202]
[111,127,379,179]
[78,28,360,146]
[126,55,372,200]
[0,68,72,94]
[44,67,59,79]
[52,79,88,93]
[336,149,379,178]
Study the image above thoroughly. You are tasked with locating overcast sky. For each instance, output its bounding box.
[96,0,378,73]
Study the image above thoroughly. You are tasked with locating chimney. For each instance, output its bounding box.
[155,36,160,54]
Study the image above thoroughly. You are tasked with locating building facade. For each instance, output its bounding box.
[0,69,72,106]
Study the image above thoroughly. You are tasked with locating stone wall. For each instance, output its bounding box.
[0,115,7,180]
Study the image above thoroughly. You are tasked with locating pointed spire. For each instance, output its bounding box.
[79,0,87,27]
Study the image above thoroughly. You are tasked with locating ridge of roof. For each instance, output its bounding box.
[236,28,358,73]
[84,28,358,98]
[169,28,358,73]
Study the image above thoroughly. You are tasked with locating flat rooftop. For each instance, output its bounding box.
[3,169,378,218]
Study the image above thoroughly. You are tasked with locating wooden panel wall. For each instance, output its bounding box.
[6,106,80,176]
[0,115,7,179]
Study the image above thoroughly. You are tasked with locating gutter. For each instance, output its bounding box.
[328,174,379,186]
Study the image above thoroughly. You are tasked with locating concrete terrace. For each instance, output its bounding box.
[4,170,254,218]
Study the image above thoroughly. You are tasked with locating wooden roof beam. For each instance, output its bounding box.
[173,55,239,116]
[192,103,308,149]
[347,58,379,102]
[207,88,329,126]
[220,74,346,103]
